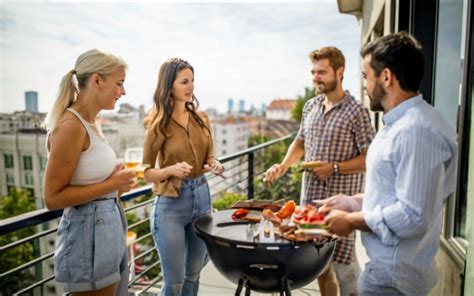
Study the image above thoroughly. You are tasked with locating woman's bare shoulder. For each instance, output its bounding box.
[49,112,87,147]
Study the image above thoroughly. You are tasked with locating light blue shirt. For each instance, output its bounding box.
[361,95,457,294]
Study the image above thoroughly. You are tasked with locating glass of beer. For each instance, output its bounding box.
[124,148,144,179]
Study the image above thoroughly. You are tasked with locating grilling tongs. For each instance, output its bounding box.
[258,218,275,242]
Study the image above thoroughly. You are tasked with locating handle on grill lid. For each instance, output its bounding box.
[249,263,278,270]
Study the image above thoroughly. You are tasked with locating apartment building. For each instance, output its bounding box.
[265,99,296,121]
[0,129,48,209]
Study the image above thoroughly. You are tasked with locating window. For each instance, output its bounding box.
[453,18,473,240]
[6,173,14,184]
[433,0,466,238]
[23,155,33,170]
[4,154,14,168]
[433,0,463,128]
[24,174,34,186]
[222,139,227,145]
[40,156,47,171]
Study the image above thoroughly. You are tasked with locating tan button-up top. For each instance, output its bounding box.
[142,112,215,197]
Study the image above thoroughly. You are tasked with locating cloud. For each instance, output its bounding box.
[0,2,360,114]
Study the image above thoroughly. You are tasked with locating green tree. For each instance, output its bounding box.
[212,192,247,210]
[254,166,303,205]
[248,134,271,147]
[292,87,316,123]
[0,188,37,295]
[248,134,293,169]
[247,135,303,204]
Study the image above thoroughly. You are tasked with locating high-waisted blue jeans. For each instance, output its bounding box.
[150,175,211,296]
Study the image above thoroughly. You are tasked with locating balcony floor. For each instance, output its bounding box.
[199,260,321,295]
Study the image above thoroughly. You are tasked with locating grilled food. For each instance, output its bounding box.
[276,200,296,219]
[262,209,282,225]
[231,208,249,220]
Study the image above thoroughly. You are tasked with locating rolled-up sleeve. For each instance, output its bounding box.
[199,112,215,165]
[364,204,400,245]
[364,126,453,246]
[297,98,315,141]
[142,123,164,169]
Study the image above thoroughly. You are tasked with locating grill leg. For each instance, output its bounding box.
[235,274,250,296]
[280,277,285,296]
[235,277,244,296]
[245,279,251,296]
[281,277,291,296]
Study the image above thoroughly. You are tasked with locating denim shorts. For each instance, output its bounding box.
[54,192,127,292]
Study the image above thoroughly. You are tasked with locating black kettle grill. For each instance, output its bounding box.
[193,210,337,295]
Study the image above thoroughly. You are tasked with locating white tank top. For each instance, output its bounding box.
[67,108,117,185]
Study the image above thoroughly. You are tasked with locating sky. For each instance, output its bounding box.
[0,0,361,114]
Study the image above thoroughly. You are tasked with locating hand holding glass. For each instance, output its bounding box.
[124,148,145,179]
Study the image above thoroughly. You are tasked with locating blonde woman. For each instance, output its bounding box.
[43,49,136,296]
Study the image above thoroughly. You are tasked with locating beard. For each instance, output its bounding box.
[315,78,337,95]
[369,81,386,112]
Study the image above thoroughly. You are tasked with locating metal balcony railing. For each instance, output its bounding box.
[0,134,293,295]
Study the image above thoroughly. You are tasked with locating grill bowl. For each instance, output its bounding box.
[193,210,337,293]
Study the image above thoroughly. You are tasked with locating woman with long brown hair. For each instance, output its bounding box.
[142,58,224,296]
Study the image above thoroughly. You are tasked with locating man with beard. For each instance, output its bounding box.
[315,32,457,295]
[264,46,374,296]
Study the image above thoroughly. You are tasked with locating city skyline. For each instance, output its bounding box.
[1,1,361,114]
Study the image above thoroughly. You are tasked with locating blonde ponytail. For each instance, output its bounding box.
[43,70,77,131]
[44,49,127,132]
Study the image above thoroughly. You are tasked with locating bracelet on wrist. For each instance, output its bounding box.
[333,163,339,174]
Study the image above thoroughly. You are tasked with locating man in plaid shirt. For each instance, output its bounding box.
[264,47,374,296]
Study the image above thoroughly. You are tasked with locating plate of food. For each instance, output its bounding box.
[292,204,328,229]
